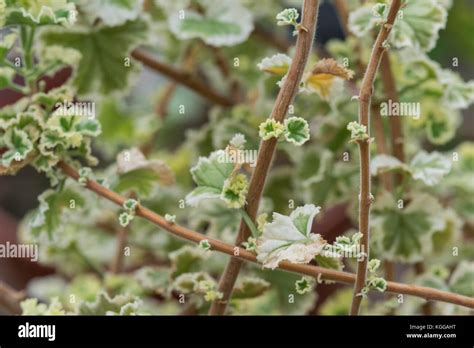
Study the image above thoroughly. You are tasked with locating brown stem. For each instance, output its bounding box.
[372,105,393,191]
[335,2,403,285]
[333,0,366,78]
[156,83,178,119]
[0,282,25,315]
[333,0,349,34]
[179,304,199,316]
[378,52,404,285]
[372,105,396,282]
[111,226,128,274]
[380,53,404,165]
[132,48,235,107]
[350,0,402,316]
[209,0,321,316]
[55,161,474,309]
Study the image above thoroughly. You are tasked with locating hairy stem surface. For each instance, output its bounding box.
[350,0,402,316]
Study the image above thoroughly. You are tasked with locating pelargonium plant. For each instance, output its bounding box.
[0,0,472,320]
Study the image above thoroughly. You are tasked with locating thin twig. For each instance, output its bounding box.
[334,1,401,285]
[209,0,321,316]
[350,0,402,316]
[132,48,235,107]
[55,161,474,309]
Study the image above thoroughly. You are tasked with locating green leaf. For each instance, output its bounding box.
[39,45,82,69]
[295,276,315,295]
[319,288,353,315]
[348,5,379,37]
[123,198,138,212]
[185,150,234,207]
[449,261,474,297]
[367,259,381,274]
[257,53,292,76]
[0,33,17,61]
[198,239,211,251]
[220,173,248,209]
[114,148,174,197]
[232,277,271,299]
[78,0,144,27]
[104,273,144,297]
[372,150,452,187]
[185,186,221,207]
[118,212,134,227]
[77,292,140,315]
[166,0,253,46]
[318,231,364,267]
[30,188,85,238]
[256,204,326,269]
[21,298,66,315]
[371,192,445,263]
[422,102,459,145]
[75,119,101,137]
[391,0,447,52]
[372,3,387,17]
[347,121,369,142]
[188,199,241,238]
[416,273,449,292]
[0,66,15,88]
[371,154,408,176]
[258,119,285,141]
[38,114,100,166]
[284,117,310,146]
[41,19,148,96]
[457,142,474,173]
[409,151,451,186]
[296,148,357,206]
[276,8,299,26]
[169,246,207,277]
[349,0,447,52]
[32,86,75,111]
[78,166,92,186]
[189,149,234,188]
[134,266,171,296]
[432,209,462,254]
[5,0,77,27]
[402,53,474,110]
[314,254,343,271]
[66,275,102,303]
[367,277,387,293]
[96,98,135,146]
[1,127,34,166]
[171,271,214,294]
[439,70,474,109]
